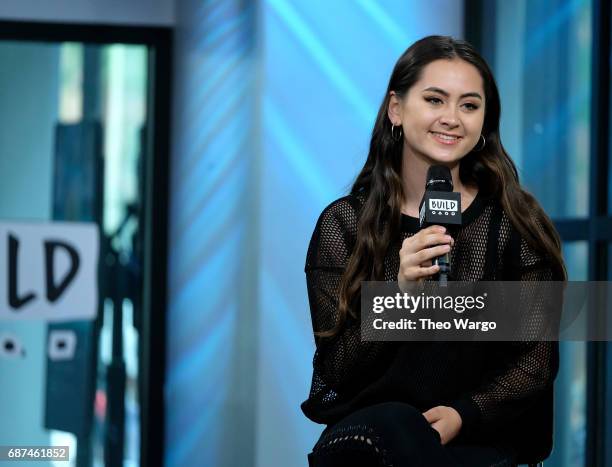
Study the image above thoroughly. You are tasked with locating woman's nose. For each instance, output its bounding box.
[439,109,459,127]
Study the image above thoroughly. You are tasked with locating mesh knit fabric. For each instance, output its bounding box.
[301,190,560,463]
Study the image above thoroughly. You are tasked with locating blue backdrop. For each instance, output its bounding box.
[168,1,462,466]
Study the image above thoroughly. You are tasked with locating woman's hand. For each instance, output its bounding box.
[422,405,462,445]
[397,225,454,292]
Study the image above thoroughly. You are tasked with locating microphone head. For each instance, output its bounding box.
[425,165,453,192]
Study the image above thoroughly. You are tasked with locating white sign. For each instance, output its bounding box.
[429,199,458,212]
[0,221,99,321]
[48,329,78,360]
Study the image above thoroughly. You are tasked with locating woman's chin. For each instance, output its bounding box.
[424,151,464,165]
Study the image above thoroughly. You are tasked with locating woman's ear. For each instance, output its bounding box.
[387,91,402,126]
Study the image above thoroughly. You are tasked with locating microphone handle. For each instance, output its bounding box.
[433,251,451,287]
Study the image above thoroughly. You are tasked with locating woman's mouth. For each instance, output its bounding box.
[429,131,463,145]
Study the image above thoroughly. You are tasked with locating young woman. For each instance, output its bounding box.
[302,36,566,467]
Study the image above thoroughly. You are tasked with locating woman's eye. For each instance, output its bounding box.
[425,97,479,110]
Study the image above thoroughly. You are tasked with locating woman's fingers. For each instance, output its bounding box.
[423,406,443,422]
[400,238,452,262]
[398,225,454,283]
[417,233,454,250]
[415,264,439,279]
[430,421,446,444]
[401,264,439,282]
[414,244,451,264]
[401,225,444,246]
[401,231,454,256]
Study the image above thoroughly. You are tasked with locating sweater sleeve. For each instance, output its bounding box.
[302,197,391,421]
[448,233,561,435]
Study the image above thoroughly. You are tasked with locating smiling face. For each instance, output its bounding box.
[388,58,486,166]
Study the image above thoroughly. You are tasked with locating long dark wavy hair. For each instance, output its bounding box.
[316,35,567,339]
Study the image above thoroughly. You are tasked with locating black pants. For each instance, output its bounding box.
[307,402,515,467]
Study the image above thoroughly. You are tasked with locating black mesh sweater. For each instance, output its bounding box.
[301,190,560,463]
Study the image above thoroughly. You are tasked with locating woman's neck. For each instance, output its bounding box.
[400,151,477,217]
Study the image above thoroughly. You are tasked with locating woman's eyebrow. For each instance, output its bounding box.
[422,86,483,101]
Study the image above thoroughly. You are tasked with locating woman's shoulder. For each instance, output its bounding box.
[314,191,366,234]
[495,191,558,273]
[305,192,365,270]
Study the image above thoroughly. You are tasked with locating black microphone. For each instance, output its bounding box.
[418,165,462,286]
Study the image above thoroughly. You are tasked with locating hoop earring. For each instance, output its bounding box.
[474,134,486,151]
[391,124,403,142]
